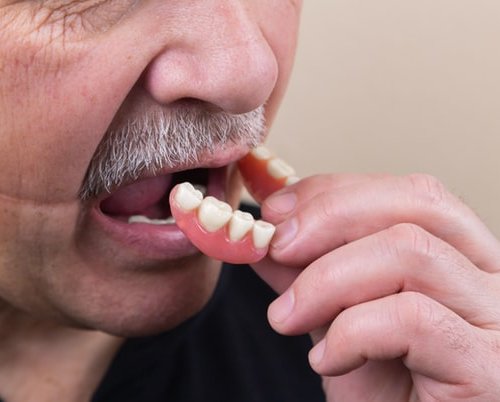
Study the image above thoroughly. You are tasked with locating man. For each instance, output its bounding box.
[1,1,500,401]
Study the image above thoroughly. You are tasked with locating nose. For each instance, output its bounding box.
[142,2,278,114]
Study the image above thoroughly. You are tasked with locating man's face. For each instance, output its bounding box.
[0,0,301,335]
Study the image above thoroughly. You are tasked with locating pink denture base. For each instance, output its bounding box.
[170,196,268,265]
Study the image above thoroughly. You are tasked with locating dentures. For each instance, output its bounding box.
[170,182,276,264]
[169,146,299,264]
[237,145,299,203]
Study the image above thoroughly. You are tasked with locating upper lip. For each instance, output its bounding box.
[88,142,252,205]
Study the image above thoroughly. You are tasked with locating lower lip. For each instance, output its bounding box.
[89,167,228,260]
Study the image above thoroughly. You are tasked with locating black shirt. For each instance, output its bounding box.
[92,264,325,402]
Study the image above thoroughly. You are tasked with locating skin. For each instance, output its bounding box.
[171,149,500,401]
[0,0,301,400]
[2,1,500,401]
[253,173,500,401]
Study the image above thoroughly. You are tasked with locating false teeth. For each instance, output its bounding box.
[193,184,207,196]
[252,220,276,248]
[286,176,300,186]
[267,158,296,180]
[174,182,204,211]
[198,196,233,232]
[128,215,176,225]
[228,210,255,241]
[251,145,273,160]
[174,182,276,250]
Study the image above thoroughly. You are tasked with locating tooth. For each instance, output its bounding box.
[250,145,273,160]
[197,196,233,232]
[128,215,176,225]
[267,158,296,179]
[228,210,255,241]
[161,216,176,224]
[174,182,203,211]
[252,220,276,249]
[286,176,300,186]
[193,184,207,196]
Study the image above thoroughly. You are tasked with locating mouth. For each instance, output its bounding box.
[100,168,212,224]
[87,153,242,261]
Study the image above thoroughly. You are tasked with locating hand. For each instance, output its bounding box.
[251,173,500,401]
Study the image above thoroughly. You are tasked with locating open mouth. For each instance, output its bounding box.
[88,166,230,260]
[99,168,211,224]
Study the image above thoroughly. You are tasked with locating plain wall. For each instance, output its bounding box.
[268,0,500,236]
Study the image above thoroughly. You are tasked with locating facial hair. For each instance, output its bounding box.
[80,105,265,200]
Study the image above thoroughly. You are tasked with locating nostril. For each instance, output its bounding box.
[172,98,223,113]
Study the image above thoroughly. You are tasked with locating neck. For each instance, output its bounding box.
[0,307,124,402]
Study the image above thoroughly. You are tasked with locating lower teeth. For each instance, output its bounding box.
[128,215,176,225]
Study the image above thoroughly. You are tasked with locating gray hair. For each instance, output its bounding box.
[80,105,265,200]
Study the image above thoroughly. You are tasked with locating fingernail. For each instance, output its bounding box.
[266,191,297,215]
[271,218,298,250]
[269,290,295,324]
[309,339,326,366]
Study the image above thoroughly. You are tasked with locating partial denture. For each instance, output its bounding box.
[237,145,300,203]
[170,182,276,264]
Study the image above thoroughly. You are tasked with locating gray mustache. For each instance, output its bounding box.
[79,105,265,200]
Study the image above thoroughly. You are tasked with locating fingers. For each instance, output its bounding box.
[238,145,385,206]
[308,292,484,385]
[267,224,499,335]
[251,257,303,294]
[264,173,500,272]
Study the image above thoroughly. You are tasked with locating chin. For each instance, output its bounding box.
[46,253,223,338]
[57,163,243,336]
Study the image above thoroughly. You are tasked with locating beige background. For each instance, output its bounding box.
[268,0,500,236]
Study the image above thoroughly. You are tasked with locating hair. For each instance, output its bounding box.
[79,105,265,200]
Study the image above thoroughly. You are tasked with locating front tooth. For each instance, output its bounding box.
[128,215,176,225]
[267,158,296,179]
[174,182,203,211]
[250,145,273,160]
[198,196,233,232]
[228,210,255,241]
[252,220,276,248]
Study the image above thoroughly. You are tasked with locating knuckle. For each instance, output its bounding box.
[316,192,343,223]
[382,223,436,263]
[405,173,449,209]
[394,292,436,329]
[396,292,473,353]
[394,292,440,334]
[384,222,471,277]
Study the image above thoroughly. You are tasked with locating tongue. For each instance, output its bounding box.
[100,175,173,216]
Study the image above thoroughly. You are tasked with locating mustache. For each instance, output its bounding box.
[79,105,265,200]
